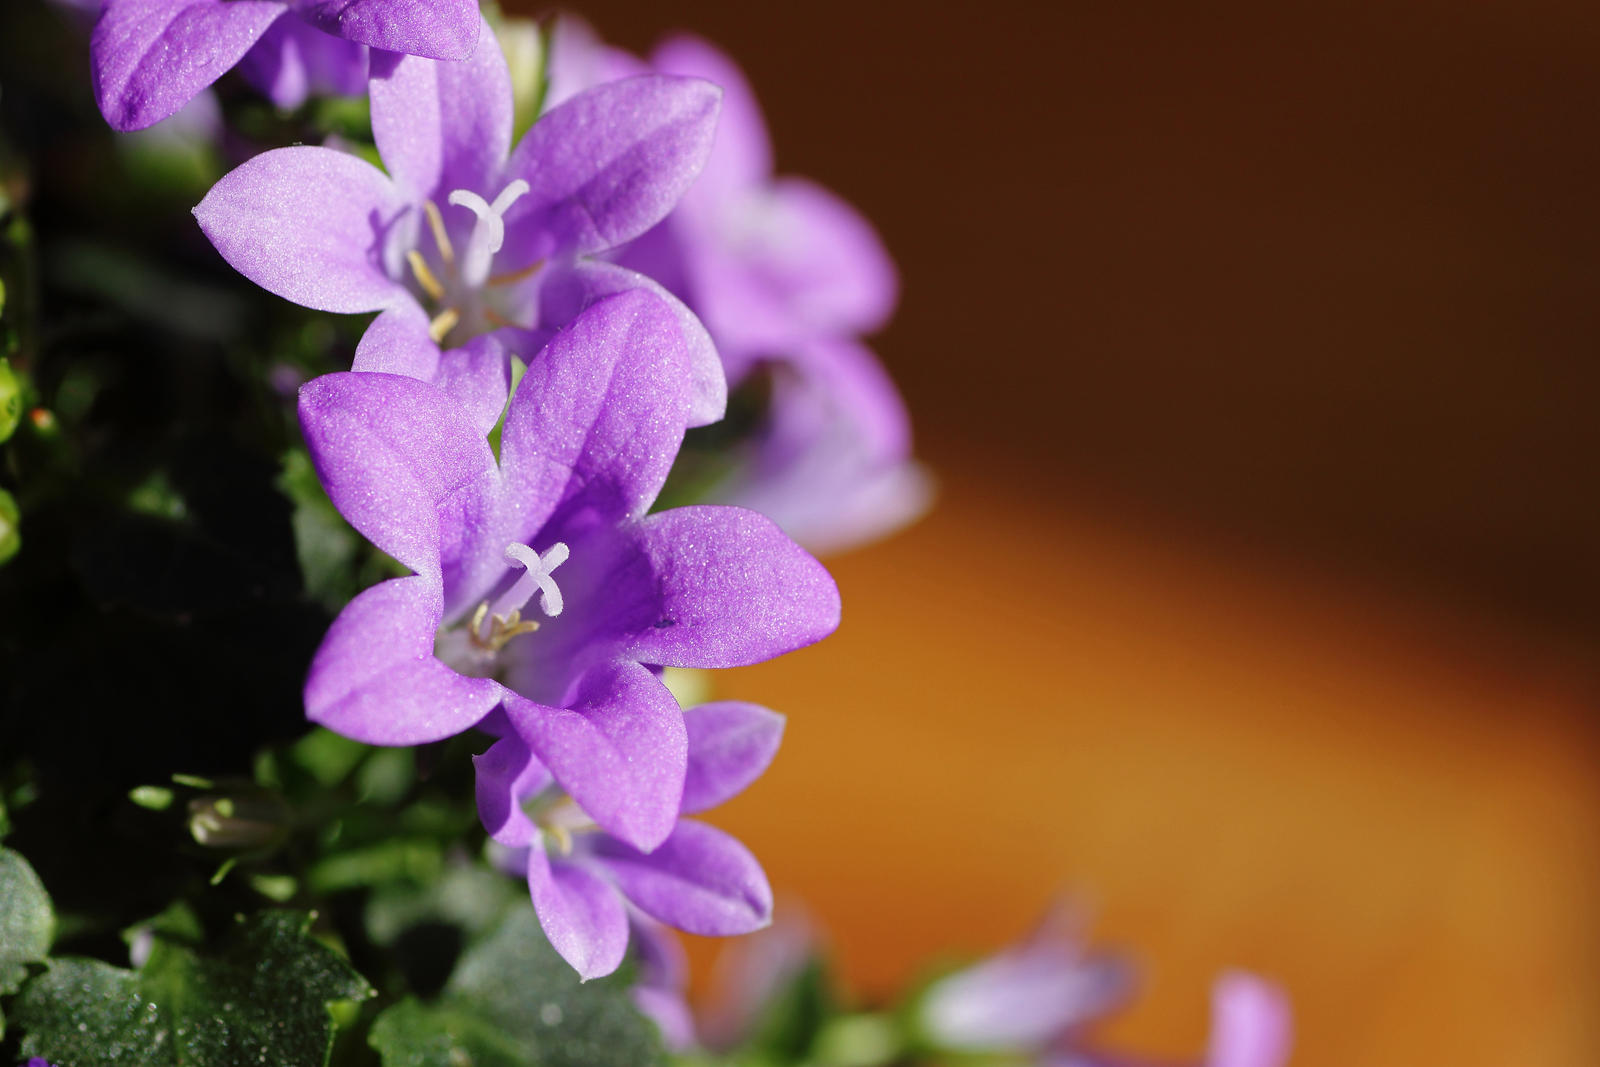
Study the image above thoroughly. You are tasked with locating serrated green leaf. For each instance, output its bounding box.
[0,847,53,1038]
[369,909,664,1067]
[14,910,372,1067]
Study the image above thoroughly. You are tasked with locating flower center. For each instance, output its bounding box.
[525,792,596,856]
[405,179,543,344]
[465,541,569,655]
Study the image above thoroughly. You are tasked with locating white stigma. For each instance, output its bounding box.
[448,179,531,288]
[490,541,569,622]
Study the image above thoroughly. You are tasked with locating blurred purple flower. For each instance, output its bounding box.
[627,913,697,1049]
[90,0,480,130]
[919,905,1134,1053]
[1203,972,1293,1067]
[481,699,783,981]
[296,290,837,961]
[195,16,728,427]
[699,900,822,1050]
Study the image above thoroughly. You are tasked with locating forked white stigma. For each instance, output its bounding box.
[447,179,531,287]
[490,540,570,622]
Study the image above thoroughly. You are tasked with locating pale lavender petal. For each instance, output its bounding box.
[499,289,692,534]
[291,0,478,61]
[501,661,686,853]
[194,146,409,313]
[304,574,502,744]
[473,732,552,848]
[524,843,630,980]
[622,506,841,669]
[681,702,784,815]
[352,300,440,379]
[629,911,689,991]
[298,371,496,574]
[237,11,366,110]
[591,819,772,937]
[632,986,696,1052]
[534,259,725,428]
[1206,972,1292,1067]
[651,35,771,197]
[500,75,722,263]
[436,334,512,438]
[369,14,511,204]
[541,15,649,110]
[92,0,285,131]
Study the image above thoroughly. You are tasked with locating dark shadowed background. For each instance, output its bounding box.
[542,3,1600,1065]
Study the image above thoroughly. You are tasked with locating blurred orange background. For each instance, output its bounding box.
[517,2,1600,1064]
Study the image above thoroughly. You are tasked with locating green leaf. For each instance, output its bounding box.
[0,846,53,1038]
[369,909,664,1067]
[14,910,372,1067]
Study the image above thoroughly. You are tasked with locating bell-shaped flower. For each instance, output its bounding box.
[478,698,785,981]
[90,0,479,130]
[195,15,728,428]
[705,339,932,555]
[297,289,838,871]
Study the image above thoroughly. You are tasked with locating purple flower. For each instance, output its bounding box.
[608,35,898,380]
[195,16,728,428]
[479,698,783,982]
[90,0,479,130]
[627,913,697,1049]
[919,905,1134,1053]
[296,289,837,906]
[706,339,931,555]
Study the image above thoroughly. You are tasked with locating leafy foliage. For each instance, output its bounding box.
[0,846,53,1037]
[13,910,371,1067]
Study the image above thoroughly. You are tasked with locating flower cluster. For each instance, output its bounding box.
[78,1,925,982]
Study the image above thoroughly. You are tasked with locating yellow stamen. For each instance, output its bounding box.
[467,601,541,654]
[549,824,574,856]
[487,259,544,288]
[483,307,532,331]
[428,307,461,343]
[423,199,455,263]
[407,250,445,301]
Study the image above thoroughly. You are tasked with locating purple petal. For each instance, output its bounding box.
[499,289,692,534]
[194,146,408,313]
[352,300,440,379]
[501,75,722,263]
[632,986,696,1052]
[524,844,629,980]
[681,702,784,815]
[368,14,511,204]
[1207,972,1292,1067]
[436,334,512,438]
[472,732,552,848]
[651,35,771,197]
[298,371,496,575]
[592,819,773,937]
[542,15,650,110]
[92,0,285,131]
[304,574,501,744]
[629,911,689,991]
[237,12,366,110]
[290,0,478,61]
[534,259,726,428]
[501,661,687,853]
[621,506,841,669]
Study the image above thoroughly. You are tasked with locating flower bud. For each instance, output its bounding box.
[0,357,20,443]
[0,487,19,565]
[187,790,289,851]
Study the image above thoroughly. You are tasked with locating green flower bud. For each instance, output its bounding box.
[187,789,290,851]
[0,487,18,565]
[0,358,20,443]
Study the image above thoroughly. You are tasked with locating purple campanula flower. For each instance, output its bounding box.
[705,339,931,556]
[919,905,1134,1053]
[90,0,479,131]
[296,289,837,914]
[479,698,783,983]
[195,16,728,429]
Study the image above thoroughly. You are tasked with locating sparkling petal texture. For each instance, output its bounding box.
[680,702,784,815]
[473,732,552,848]
[591,819,773,937]
[290,0,479,60]
[303,574,502,744]
[501,661,687,853]
[369,15,510,204]
[622,506,842,669]
[297,371,495,575]
[524,842,630,981]
[92,0,286,131]
[501,75,723,265]
[236,12,366,110]
[1207,972,1293,1067]
[193,146,409,314]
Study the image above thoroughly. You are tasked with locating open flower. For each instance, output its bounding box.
[297,289,838,874]
[90,0,479,130]
[480,700,783,981]
[196,15,727,428]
